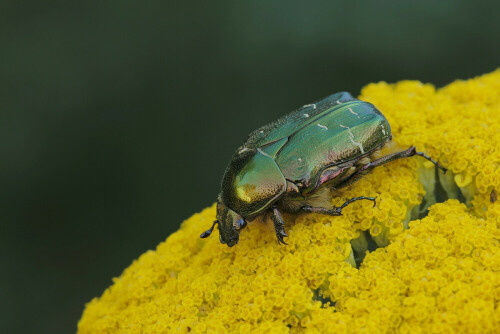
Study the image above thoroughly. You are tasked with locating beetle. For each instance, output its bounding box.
[200,92,446,247]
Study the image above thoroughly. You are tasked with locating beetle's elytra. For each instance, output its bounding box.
[201,92,446,247]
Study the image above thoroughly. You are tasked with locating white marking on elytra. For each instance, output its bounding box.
[336,100,341,104]
[303,103,317,109]
[339,124,365,154]
[303,113,309,118]
[260,130,264,133]
[317,123,328,130]
[380,124,386,135]
[298,158,303,162]
[348,107,360,118]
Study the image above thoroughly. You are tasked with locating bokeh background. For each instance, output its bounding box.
[1,1,499,333]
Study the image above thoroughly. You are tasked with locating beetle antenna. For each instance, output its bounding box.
[200,220,219,238]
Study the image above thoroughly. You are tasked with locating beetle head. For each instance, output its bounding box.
[216,198,247,247]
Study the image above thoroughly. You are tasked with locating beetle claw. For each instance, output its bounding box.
[276,228,288,245]
[277,233,288,245]
[271,207,289,245]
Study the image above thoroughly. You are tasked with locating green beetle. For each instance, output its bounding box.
[201,92,446,247]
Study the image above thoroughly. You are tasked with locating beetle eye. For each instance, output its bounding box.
[236,218,247,230]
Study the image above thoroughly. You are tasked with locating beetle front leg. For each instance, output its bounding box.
[271,206,288,245]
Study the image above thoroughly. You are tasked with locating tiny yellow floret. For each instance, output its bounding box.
[78,70,500,333]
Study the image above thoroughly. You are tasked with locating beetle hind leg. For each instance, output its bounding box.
[414,151,447,173]
[271,206,288,245]
[358,146,447,174]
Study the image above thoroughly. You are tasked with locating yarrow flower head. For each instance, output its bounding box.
[78,70,500,333]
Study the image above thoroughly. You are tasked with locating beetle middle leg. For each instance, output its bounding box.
[298,196,376,215]
[271,206,288,245]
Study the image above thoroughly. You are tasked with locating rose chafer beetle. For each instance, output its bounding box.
[201,92,446,247]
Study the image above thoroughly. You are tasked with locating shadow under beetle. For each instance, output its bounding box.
[201,92,446,247]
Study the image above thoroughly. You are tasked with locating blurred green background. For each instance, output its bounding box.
[1,1,498,333]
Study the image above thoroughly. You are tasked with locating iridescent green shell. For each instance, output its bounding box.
[221,92,391,217]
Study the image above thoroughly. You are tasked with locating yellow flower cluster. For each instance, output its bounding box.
[325,200,500,333]
[78,69,500,333]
